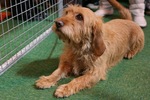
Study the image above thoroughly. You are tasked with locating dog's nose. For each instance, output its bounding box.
[55,20,64,28]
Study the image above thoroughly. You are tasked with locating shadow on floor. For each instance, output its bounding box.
[17,58,59,78]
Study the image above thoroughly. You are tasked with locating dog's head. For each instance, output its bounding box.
[52,5,106,56]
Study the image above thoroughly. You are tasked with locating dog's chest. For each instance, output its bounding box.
[72,52,95,75]
[69,42,95,75]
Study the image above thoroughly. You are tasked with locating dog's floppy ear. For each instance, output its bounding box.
[92,17,106,57]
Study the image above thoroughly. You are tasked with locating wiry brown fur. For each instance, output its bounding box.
[35,4,144,98]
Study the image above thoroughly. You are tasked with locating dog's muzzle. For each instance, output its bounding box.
[55,20,64,29]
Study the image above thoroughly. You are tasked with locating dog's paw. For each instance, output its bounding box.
[54,84,74,98]
[35,76,56,89]
[124,51,135,59]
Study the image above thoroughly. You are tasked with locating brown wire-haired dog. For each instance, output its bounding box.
[36,4,144,98]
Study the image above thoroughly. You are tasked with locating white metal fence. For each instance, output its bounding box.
[0,0,81,75]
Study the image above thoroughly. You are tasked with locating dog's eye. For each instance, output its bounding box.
[65,11,68,15]
[75,14,83,21]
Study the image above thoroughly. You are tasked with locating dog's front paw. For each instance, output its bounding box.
[36,76,56,89]
[54,84,75,98]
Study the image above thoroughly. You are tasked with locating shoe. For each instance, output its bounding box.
[133,16,147,28]
[86,1,99,10]
[95,7,114,16]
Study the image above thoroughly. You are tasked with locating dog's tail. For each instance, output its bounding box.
[108,0,132,20]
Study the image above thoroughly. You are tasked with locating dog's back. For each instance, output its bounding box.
[103,19,144,64]
[105,0,144,58]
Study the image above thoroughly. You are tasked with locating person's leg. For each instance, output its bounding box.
[129,0,147,27]
[95,0,114,16]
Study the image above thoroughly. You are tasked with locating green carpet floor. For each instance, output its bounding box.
[0,13,150,100]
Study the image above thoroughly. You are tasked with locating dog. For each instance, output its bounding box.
[35,1,144,98]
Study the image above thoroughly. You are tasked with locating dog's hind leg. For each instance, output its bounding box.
[124,30,144,59]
